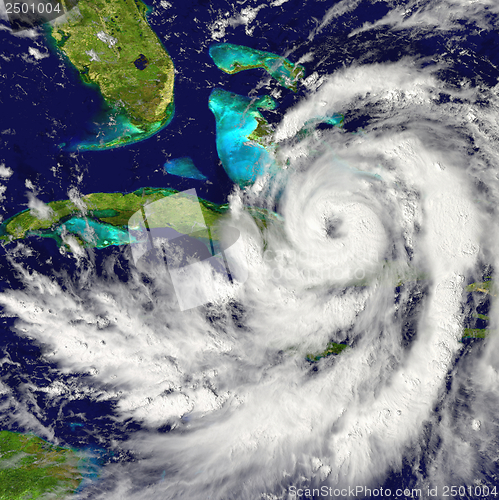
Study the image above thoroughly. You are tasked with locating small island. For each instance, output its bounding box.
[0,430,83,499]
[49,0,175,150]
[209,43,305,92]
[164,157,207,180]
[306,342,350,362]
[462,279,494,339]
[306,276,495,361]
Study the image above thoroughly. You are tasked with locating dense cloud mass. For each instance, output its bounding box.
[1,0,499,498]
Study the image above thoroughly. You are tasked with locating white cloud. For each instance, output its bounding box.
[28,46,49,60]
[27,192,53,220]
[209,4,266,40]
[0,164,12,178]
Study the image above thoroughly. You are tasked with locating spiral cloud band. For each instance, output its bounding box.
[1,0,499,498]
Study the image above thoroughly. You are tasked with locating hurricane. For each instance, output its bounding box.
[1,0,499,498]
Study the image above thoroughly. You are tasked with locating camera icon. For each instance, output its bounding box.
[128,189,248,311]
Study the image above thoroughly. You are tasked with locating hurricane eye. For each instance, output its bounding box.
[324,216,343,239]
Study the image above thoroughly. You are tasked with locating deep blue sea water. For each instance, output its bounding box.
[1,0,499,498]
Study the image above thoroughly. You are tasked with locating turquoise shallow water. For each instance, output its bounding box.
[61,105,174,151]
[209,43,305,91]
[208,89,278,187]
[35,217,135,248]
[164,157,207,180]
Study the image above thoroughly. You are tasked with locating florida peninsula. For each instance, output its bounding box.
[49,0,175,150]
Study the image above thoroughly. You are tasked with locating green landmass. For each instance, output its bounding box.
[246,96,278,146]
[466,279,496,295]
[462,328,489,339]
[48,0,174,149]
[309,277,496,360]
[472,313,489,321]
[306,342,350,362]
[208,89,280,187]
[0,431,83,500]
[0,188,280,249]
[461,279,495,341]
[209,43,305,92]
